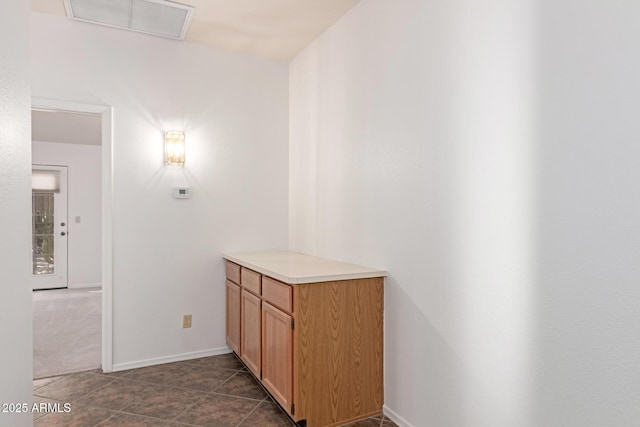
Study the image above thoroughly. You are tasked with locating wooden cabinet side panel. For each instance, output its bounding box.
[262,302,293,413]
[294,278,384,427]
[240,289,261,377]
[225,280,241,354]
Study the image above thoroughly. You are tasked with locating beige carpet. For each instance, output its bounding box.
[33,287,101,379]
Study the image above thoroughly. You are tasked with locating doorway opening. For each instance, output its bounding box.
[31,98,113,377]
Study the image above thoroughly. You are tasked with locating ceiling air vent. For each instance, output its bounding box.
[64,0,194,40]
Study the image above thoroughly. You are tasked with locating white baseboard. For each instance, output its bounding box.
[111,346,231,372]
[383,405,413,427]
[68,283,102,289]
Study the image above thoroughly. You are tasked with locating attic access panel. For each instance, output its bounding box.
[64,0,194,40]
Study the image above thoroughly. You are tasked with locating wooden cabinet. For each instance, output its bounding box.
[294,278,384,427]
[262,301,293,412]
[240,289,261,377]
[225,279,241,354]
[224,257,384,427]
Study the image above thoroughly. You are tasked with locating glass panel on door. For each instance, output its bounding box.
[32,192,55,275]
[32,165,68,290]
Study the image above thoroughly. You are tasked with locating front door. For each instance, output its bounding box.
[32,165,68,290]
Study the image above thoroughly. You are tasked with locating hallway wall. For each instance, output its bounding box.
[290,0,640,425]
[31,12,289,368]
[0,1,33,426]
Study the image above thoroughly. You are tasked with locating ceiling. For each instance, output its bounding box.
[30,0,360,61]
[32,110,102,146]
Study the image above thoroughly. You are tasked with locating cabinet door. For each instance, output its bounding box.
[225,280,241,354]
[240,289,261,377]
[262,302,293,413]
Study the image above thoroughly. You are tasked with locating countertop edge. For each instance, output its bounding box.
[223,253,388,285]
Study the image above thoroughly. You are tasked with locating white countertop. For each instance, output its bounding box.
[223,251,387,284]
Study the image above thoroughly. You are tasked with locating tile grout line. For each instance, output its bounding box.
[90,405,204,427]
[33,376,117,403]
[84,370,244,395]
[34,375,191,425]
[208,390,267,402]
[166,393,212,425]
[230,352,296,425]
[36,370,266,406]
[33,375,65,387]
[33,355,279,427]
[211,369,241,392]
[234,398,264,427]
[92,412,118,427]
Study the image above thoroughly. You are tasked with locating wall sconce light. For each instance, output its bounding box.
[164,131,185,166]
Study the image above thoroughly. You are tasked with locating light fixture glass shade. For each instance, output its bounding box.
[165,131,185,166]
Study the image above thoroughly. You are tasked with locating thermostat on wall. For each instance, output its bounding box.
[173,187,191,199]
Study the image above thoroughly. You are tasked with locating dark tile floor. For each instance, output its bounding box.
[33,353,397,427]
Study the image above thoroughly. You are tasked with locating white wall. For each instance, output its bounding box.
[32,140,102,288]
[533,1,640,425]
[291,0,640,426]
[290,1,535,425]
[31,12,289,368]
[0,1,33,426]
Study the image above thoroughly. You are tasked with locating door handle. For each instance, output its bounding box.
[61,231,66,236]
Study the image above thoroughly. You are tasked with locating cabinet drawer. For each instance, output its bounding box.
[262,276,292,313]
[226,261,241,284]
[241,268,261,295]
